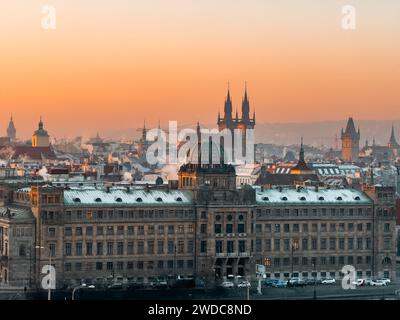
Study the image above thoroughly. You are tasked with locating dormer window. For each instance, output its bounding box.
[115,198,122,202]
[95,198,102,203]
[281,197,288,201]
[318,196,325,201]
[299,196,306,201]
[354,196,360,200]
[156,197,163,202]
[176,197,183,202]
[336,196,343,201]
[73,198,81,203]
[262,197,269,201]
[136,197,143,202]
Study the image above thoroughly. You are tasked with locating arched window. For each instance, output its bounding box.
[382,257,392,265]
[73,198,81,203]
[95,198,102,203]
[115,198,122,203]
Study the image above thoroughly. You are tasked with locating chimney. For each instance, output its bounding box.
[315,185,319,192]
[145,183,150,193]
[106,186,111,193]
[126,186,130,193]
[261,186,264,192]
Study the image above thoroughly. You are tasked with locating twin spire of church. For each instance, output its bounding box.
[218,83,256,130]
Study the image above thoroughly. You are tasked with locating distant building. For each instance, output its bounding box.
[32,118,50,147]
[6,116,16,143]
[341,117,360,162]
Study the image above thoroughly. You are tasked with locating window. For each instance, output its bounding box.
[302,238,308,250]
[256,224,262,233]
[357,223,363,232]
[97,227,103,236]
[284,224,290,233]
[321,224,327,232]
[117,261,124,270]
[330,224,336,232]
[237,224,245,233]
[384,223,390,232]
[216,240,223,253]
[311,238,317,250]
[274,239,280,251]
[187,260,194,268]
[97,242,103,255]
[239,240,246,253]
[138,241,144,254]
[312,224,318,232]
[106,226,114,236]
[48,227,56,237]
[158,225,164,235]
[138,225,145,235]
[49,243,56,257]
[177,225,184,234]
[200,241,207,253]
[339,223,345,232]
[320,238,327,250]
[168,225,175,234]
[75,262,82,271]
[168,241,174,254]
[384,238,391,250]
[265,239,271,251]
[96,262,103,270]
[86,242,93,256]
[274,258,280,267]
[75,227,82,236]
[348,223,354,232]
[157,260,164,269]
[117,242,124,255]
[274,224,280,233]
[357,238,363,250]
[127,226,134,235]
[366,256,372,264]
[65,263,72,272]
[86,226,93,236]
[329,256,336,265]
[127,242,134,255]
[339,238,345,250]
[167,260,174,269]
[284,239,290,251]
[302,224,308,232]
[214,224,222,234]
[188,224,194,233]
[65,243,72,256]
[367,223,372,231]
[348,238,354,250]
[227,241,234,253]
[329,238,336,250]
[256,239,262,252]
[177,240,184,254]
[339,256,345,265]
[75,242,82,256]
[293,224,299,232]
[302,257,308,266]
[64,227,72,236]
[366,238,371,249]
[137,261,143,269]
[107,262,113,271]
[348,256,354,264]
[226,224,233,234]
[158,241,164,254]
[265,224,271,232]
[187,240,194,253]
[357,256,363,265]
[117,226,124,235]
[107,242,114,255]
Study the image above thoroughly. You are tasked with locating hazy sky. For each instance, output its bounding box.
[1,0,399,139]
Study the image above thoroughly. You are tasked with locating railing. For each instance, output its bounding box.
[215,252,251,258]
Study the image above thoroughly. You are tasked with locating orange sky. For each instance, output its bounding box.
[1,0,400,139]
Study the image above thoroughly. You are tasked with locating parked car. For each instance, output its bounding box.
[364,279,373,286]
[352,279,365,287]
[321,278,336,284]
[370,280,386,286]
[305,279,316,286]
[264,279,277,287]
[221,281,234,288]
[288,277,306,287]
[272,280,288,288]
[237,281,251,288]
[376,278,391,285]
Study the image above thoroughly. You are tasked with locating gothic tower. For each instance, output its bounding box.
[32,117,50,147]
[7,115,16,142]
[341,117,360,162]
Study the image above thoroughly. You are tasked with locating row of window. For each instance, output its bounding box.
[64,259,194,272]
[64,240,194,256]
[266,270,377,279]
[256,207,371,218]
[256,237,373,252]
[258,222,375,234]
[63,209,194,221]
[61,224,194,237]
[264,255,373,267]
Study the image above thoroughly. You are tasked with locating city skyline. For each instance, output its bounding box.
[1,0,400,138]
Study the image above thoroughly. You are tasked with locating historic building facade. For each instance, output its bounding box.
[0,171,397,288]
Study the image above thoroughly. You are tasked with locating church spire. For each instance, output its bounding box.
[388,124,399,148]
[223,82,233,126]
[299,136,305,163]
[241,82,250,125]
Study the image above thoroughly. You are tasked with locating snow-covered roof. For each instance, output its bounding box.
[64,188,193,206]
[254,186,371,205]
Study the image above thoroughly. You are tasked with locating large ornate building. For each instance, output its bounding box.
[341,117,360,162]
[0,167,397,288]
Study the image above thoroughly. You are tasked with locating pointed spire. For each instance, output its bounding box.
[241,82,250,125]
[197,122,201,165]
[235,109,239,122]
[299,136,305,162]
[388,124,399,148]
[223,82,233,126]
